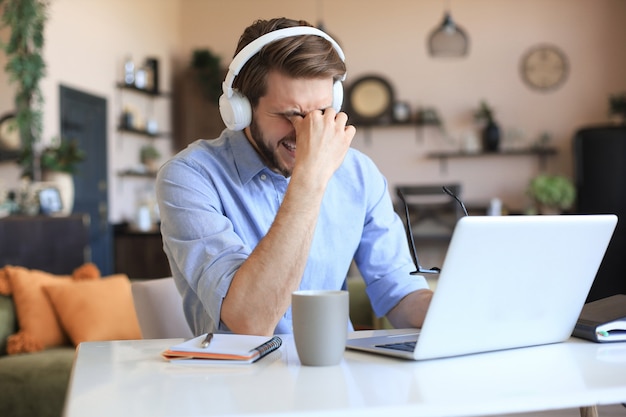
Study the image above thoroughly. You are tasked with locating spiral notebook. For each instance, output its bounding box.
[162,334,282,364]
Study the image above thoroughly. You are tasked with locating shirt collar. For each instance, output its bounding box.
[229,130,272,184]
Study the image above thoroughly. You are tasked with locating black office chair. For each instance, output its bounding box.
[394,183,465,275]
[395,183,464,238]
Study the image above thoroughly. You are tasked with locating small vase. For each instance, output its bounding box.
[42,171,75,216]
[482,121,501,152]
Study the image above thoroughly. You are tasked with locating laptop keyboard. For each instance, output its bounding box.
[376,341,417,352]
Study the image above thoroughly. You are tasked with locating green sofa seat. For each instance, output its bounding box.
[0,348,75,417]
[0,294,76,417]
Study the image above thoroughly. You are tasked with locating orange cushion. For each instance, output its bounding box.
[3,264,100,354]
[43,275,142,346]
[9,269,70,352]
[0,267,10,295]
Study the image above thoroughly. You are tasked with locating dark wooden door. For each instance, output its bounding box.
[59,85,113,274]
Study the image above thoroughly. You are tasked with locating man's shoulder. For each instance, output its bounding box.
[169,130,242,166]
[341,147,381,175]
[329,148,386,196]
[157,132,229,181]
[182,131,232,156]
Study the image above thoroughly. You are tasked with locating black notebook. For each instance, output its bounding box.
[572,294,626,343]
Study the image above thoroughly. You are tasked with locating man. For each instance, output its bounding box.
[156,17,432,337]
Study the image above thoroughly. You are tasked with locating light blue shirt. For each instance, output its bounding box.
[156,129,428,335]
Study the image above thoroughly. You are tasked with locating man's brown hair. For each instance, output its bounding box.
[232,17,346,109]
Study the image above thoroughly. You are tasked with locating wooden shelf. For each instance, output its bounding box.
[428,147,557,159]
[117,169,156,178]
[356,120,443,144]
[355,120,438,128]
[115,80,171,184]
[116,83,170,97]
[117,126,167,138]
[428,147,557,173]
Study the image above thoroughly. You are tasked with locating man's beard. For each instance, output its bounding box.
[248,119,293,177]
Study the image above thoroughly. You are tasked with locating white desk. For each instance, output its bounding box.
[64,330,626,417]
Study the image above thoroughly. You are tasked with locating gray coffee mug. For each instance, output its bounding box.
[292,290,349,366]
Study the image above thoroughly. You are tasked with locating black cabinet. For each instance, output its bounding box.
[113,224,171,279]
[0,214,90,274]
[574,125,626,301]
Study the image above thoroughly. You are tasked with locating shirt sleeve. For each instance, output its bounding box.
[156,154,248,333]
[351,156,430,318]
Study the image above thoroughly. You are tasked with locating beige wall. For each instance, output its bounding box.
[178,0,626,210]
[1,0,625,221]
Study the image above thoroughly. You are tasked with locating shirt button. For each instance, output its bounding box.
[260,174,267,181]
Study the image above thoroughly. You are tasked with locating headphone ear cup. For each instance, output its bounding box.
[219,91,252,131]
[332,80,344,112]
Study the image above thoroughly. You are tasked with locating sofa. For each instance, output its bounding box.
[0,264,145,417]
[0,293,75,417]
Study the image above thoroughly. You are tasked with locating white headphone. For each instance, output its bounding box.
[219,26,346,131]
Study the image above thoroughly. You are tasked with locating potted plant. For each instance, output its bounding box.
[0,0,49,178]
[527,174,576,214]
[19,137,85,215]
[140,144,161,172]
[40,137,85,174]
[191,48,223,104]
[18,137,85,176]
[608,92,626,124]
[474,100,501,152]
[415,107,442,126]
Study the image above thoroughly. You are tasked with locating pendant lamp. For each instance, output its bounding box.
[427,2,469,58]
[316,0,333,35]
[316,0,341,45]
[316,0,327,31]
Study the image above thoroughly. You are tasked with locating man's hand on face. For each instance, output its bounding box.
[288,108,356,183]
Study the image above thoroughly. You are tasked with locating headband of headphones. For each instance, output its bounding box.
[221,26,346,100]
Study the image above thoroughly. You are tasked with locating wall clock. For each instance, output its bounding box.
[346,75,395,125]
[520,44,569,92]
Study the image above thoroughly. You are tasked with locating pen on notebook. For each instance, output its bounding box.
[201,333,213,348]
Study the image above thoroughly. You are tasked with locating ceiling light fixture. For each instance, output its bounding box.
[427,1,469,58]
[315,0,342,47]
[316,0,328,32]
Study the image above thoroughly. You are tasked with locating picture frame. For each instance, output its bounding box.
[38,186,63,215]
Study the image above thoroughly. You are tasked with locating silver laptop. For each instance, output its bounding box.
[347,214,618,360]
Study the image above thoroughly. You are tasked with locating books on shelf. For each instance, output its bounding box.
[573,294,626,343]
[162,333,282,364]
